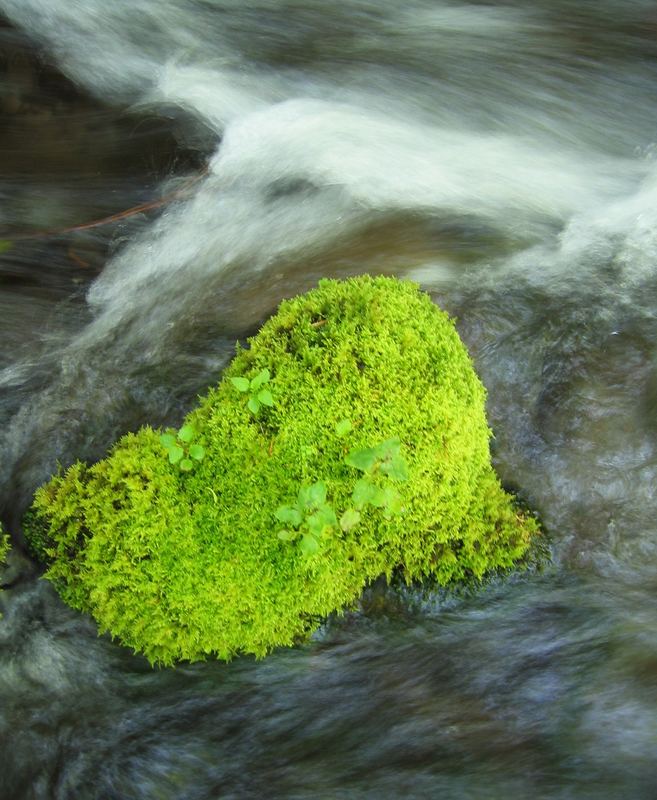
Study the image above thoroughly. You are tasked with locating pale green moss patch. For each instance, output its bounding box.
[0,522,8,566]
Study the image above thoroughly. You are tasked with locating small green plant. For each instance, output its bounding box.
[231,369,274,415]
[276,481,338,556]
[344,438,408,519]
[277,438,409,544]
[159,423,205,472]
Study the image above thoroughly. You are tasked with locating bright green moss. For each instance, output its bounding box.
[28,276,538,664]
[0,522,8,566]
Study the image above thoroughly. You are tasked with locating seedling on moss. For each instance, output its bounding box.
[345,438,408,480]
[345,438,408,519]
[276,481,338,556]
[160,424,205,472]
[231,369,274,416]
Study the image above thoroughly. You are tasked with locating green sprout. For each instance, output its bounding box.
[159,423,205,472]
[276,481,338,556]
[344,438,408,519]
[230,368,274,416]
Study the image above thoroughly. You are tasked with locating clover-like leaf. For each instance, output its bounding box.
[321,505,338,529]
[380,454,409,482]
[306,506,337,537]
[340,508,361,532]
[178,424,196,443]
[247,396,261,415]
[345,446,378,474]
[381,486,403,518]
[179,458,194,472]
[257,388,274,407]
[375,438,401,460]
[299,533,319,556]
[189,444,205,461]
[168,446,184,464]
[277,529,297,542]
[335,419,352,437]
[275,506,303,528]
[351,478,375,508]
[298,481,327,510]
[352,478,386,509]
[249,369,270,390]
[159,433,177,448]
[230,376,250,392]
[306,513,325,537]
[368,485,387,508]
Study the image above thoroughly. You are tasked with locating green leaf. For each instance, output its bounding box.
[299,533,319,556]
[275,506,303,527]
[352,478,386,509]
[179,458,193,472]
[335,419,352,437]
[297,485,309,508]
[0,240,12,255]
[306,506,337,537]
[319,505,338,529]
[299,481,327,510]
[340,508,361,532]
[345,446,378,474]
[308,481,327,507]
[381,486,403,518]
[230,376,250,392]
[249,369,270,390]
[168,446,184,464]
[375,438,401,460]
[277,529,296,541]
[380,454,409,482]
[352,478,374,509]
[177,424,196,443]
[189,444,205,461]
[257,388,274,407]
[306,513,324,537]
[159,433,177,448]
[247,396,260,415]
[368,485,387,508]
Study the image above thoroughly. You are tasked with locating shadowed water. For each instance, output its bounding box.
[1,2,657,797]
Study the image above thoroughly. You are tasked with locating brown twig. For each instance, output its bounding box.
[1,165,208,242]
[66,245,90,269]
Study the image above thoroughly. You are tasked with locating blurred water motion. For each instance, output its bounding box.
[1,2,657,797]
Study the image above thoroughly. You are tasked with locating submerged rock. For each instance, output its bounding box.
[26,276,537,664]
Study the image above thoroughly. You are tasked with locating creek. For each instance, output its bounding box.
[1,2,657,797]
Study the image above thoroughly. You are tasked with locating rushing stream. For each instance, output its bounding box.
[2,2,657,797]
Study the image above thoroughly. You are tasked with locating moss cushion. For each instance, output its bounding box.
[29,276,537,664]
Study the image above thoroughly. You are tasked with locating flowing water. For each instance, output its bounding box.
[1,2,657,797]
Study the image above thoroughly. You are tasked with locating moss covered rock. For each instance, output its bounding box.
[28,276,537,664]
